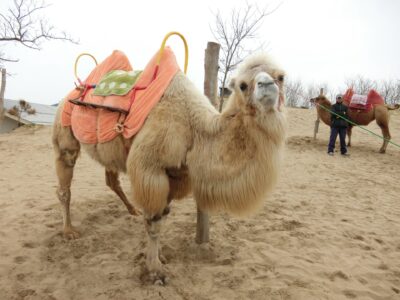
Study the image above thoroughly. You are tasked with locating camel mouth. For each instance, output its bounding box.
[254,72,279,109]
[259,95,278,107]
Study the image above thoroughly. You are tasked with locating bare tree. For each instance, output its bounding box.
[285,76,400,110]
[0,0,76,64]
[285,79,334,108]
[344,75,377,95]
[377,79,398,105]
[0,0,76,124]
[394,80,400,104]
[343,76,400,105]
[211,2,279,111]
[0,68,5,122]
[305,82,331,103]
[285,79,304,107]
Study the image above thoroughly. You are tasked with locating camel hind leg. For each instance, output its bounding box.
[347,126,353,147]
[105,169,140,215]
[53,125,81,239]
[375,108,391,153]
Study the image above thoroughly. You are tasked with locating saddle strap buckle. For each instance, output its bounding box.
[114,122,124,133]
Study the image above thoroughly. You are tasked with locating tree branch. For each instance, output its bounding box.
[0,0,78,64]
[210,2,280,111]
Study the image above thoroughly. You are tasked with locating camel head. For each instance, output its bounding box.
[310,89,331,107]
[310,95,330,105]
[228,54,285,115]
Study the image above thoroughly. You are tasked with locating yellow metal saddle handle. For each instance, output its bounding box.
[157,32,188,74]
[74,53,98,83]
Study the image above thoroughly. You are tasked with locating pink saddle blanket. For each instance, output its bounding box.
[343,88,384,112]
[61,47,179,144]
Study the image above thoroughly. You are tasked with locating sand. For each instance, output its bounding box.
[0,108,399,300]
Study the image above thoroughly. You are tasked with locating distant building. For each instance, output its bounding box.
[0,99,57,133]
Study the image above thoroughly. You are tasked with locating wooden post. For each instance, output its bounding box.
[196,207,209,244]
[0,68,6,125]
[203,42,220,108]
[196,42,220,244]
[314,118,320,140]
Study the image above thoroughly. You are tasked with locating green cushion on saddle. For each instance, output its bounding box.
[93,70,142,96]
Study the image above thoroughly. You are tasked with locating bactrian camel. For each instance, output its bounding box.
[52,53,287,284]
[310,91,398,153]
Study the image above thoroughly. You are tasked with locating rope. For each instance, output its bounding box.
[317,103,400,149]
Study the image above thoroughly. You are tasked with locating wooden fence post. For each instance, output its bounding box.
[0,68,6,125]
[196,42,220,244]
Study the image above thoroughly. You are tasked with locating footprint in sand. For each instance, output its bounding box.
[17,289,36,298]
[14,256,28,264]
[16,273,26,281]
[357,277,368,285]
[328,270,349,281]
[22,241,37,249]
[343,290,357,299]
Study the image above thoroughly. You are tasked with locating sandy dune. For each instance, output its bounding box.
[0,108,399,300]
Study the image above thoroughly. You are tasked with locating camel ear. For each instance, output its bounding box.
[228,78,236,91]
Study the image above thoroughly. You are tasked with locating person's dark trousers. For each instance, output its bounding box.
[328,127,347,154]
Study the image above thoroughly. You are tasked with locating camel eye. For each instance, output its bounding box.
[277,75,284,82]
[240,82,248,91]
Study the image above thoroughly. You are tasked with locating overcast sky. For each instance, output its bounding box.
[1,0,400,105]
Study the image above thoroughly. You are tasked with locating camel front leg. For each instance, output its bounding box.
[144,206,170,285]
[105,170,140,215]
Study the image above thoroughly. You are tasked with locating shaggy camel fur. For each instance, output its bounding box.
[310,93,398,153]
[52,53,287,284]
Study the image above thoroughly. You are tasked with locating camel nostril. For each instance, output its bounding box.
[258,81,274,88]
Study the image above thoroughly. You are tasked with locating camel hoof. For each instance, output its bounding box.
[127,205,141,216]
[63,227,80,239]
[150,272,169,286]
[379,149,386,154]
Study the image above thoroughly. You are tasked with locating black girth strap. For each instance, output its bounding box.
[68,99,129,114]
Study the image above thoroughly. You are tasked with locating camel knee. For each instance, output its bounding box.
[58,149,79,168]
[145,206,171,228]
[56,187,71,205]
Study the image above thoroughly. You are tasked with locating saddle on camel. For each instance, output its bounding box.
[61,40,186,145]
[310,88,398,153]
[343,88,384,112]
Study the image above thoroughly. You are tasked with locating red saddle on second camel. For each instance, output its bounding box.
[343,88,384,112]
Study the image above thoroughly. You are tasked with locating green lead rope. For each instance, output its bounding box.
[318,104,400,149]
